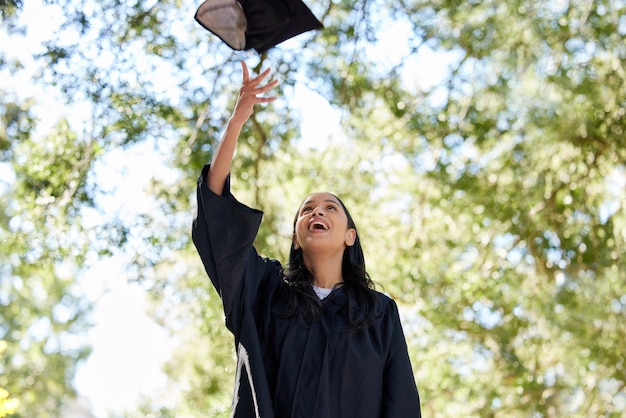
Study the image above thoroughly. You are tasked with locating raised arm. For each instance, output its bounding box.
[207,61,278,194]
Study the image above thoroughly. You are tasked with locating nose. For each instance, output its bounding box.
[313,206,325,216]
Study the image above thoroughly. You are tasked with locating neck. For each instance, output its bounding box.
[303,252,344,289]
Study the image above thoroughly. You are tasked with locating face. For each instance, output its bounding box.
[293,193,356,255]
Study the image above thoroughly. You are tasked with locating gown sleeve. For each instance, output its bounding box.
[191,164,276,336]
[382,299,422,418]
[192,165,281,417]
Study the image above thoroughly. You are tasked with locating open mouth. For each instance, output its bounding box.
[309,221,329,231]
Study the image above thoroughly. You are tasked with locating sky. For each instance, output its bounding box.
[71,140,175,416]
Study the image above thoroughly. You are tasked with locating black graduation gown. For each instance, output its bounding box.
[192,165,421,418]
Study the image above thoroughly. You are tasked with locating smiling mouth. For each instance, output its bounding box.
[309,221,329,231]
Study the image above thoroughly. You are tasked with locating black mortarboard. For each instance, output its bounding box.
[195,0,323,53]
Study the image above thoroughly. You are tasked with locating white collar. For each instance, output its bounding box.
[312,285,333,300]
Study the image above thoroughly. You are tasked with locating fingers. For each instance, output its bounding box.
[245,86,277,105]
[239,62,278,99]
[249,78,278,95]
[246,67,273,90]
[240,60,274,83]
[255,94,278,103]
[240,60,250,83]
[233,62,278,123]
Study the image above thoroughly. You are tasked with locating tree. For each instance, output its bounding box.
[0,342,19,417]
[303,0,626,416]
[153,1,624,416]
[1,2,144,416]
[0,91,95,416]
[2,0,624,417]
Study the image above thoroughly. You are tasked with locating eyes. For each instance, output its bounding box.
[300,203,339,215]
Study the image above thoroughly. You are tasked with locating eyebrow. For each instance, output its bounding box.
[302,198,341,206]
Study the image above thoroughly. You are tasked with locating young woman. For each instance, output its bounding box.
[192,61,421,418]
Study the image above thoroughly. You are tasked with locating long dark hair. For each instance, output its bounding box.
[281,194,377,331]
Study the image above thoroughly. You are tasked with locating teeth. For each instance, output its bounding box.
[310,221,328,230]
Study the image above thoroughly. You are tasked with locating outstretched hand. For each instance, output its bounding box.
[206,61,278,194]
[230,61,278,126]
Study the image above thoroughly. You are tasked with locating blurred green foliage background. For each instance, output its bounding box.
[1,0,625,416]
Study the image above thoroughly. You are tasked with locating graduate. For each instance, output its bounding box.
[192,61,422,418]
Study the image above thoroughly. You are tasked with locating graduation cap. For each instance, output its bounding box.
[194,0,323,53]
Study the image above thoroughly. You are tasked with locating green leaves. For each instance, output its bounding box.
[0,101,96,415]
[2,0,625,416]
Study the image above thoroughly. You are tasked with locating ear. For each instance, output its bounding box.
[293,233,300,250]
[344,228,356,247]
